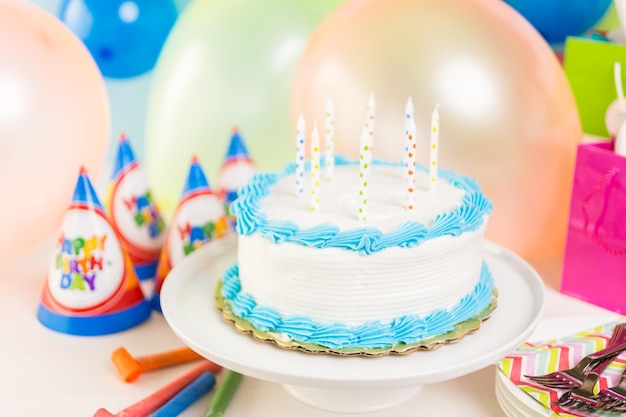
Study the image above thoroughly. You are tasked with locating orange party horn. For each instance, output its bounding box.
[111,346,204,383]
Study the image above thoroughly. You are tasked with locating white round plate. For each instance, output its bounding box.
[494,314,620,417]
[161,237,544,412]
[495,380,522,417]
[496,370,549,417]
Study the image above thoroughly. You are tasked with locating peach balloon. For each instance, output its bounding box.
[291,0,582,260]
[0,0,110,267]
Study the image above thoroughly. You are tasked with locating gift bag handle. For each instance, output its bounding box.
[581,167,625,255]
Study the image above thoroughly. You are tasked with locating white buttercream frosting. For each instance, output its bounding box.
[260,165,465,232]
[238,227,486,326]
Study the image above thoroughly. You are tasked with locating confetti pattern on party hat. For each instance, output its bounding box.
[106,133,166,281]
[152,156,231,311]
[37,167,151,336]
[217,127,255,205]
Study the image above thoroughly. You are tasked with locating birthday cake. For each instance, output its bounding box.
[217,153,496,355]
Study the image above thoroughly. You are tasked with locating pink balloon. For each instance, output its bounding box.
[0,0,110,267]
[291,0,582,260]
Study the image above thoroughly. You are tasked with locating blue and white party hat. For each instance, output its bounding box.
[37,167,152,336]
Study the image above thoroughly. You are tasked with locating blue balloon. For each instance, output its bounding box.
[504,0,612,44]
[59,0,177,78]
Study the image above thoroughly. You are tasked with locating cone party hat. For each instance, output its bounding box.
[152,156,231,311]
[37,168,152,335]
[216,127,255,205]
[106,133,166,280]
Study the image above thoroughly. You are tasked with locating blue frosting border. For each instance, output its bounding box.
[229,155,492,254]
[220,262,495,349]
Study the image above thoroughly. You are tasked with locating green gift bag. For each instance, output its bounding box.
[563,37,626,137]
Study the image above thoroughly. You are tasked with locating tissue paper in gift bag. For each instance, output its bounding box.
[563,37,626,137]
[561,141,626,313]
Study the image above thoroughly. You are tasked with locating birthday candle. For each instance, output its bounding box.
[358,127,372,223]
[406,117,417,210]
[325,97,335,181]
[311,122,321,212]
[365,92,376,138]
[296,113,306,196]
[429,103,441,192]
[403,97,414,180]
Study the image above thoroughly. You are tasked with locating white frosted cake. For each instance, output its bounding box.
[217,155,495,355]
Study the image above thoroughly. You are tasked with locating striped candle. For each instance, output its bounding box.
[406,117,417,210]
[296,113,306,196]
[358,127,372,223]
[429,103,441,192]
[325,97,335,181]
[311,122,321,212]
[403,97,414,180]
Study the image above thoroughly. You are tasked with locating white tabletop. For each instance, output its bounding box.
[0,240,619,417]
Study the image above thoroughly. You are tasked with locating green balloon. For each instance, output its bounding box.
[144,0,343,215]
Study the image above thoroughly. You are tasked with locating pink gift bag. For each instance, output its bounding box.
[561,141,626,314]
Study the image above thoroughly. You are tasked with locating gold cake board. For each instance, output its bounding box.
[216,282,498,357]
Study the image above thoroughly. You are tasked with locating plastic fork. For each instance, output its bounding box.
[592,366,626,411]
[526,323,626,389]
[554,355,613,410]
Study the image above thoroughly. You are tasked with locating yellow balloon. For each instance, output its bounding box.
[144,0,343,217]
[291,0,582,260]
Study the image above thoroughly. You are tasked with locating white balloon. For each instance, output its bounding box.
[605,99,626,137]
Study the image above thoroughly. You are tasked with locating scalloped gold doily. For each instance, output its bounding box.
[216,281,498,357]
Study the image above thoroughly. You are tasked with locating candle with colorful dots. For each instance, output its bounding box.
[429,103,441,192]
[406,117,417,210]
[311,123,321,212]
[365,92,376,137]
[325,97,335,181]
[403,97,414,180]
[295,113,306,196]
[358,127,372,223]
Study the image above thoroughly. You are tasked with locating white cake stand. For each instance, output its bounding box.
[160,236,545,413]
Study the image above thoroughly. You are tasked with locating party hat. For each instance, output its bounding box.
[216,127,255,205]
[106,133,166,280]
[37,168,152,336]
[152,156,231,311]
